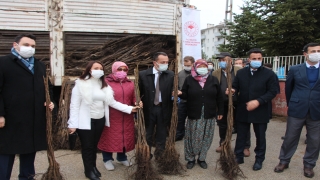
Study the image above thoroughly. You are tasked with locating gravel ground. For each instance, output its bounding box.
[10,118,318,180]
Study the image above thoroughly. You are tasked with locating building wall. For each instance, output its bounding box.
[144,0,186,4]
[201,25,225,59]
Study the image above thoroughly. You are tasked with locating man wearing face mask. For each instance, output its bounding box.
[207,60,214,74]
[139,52,174,159]
[274,43,320,178]
[228,48,278,171]
[0,34,55,180]
[176,56,195,141]
[212,52,242,153]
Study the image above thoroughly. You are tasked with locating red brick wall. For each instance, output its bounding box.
[272,81,288,116]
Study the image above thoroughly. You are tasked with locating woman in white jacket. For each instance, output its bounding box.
[68,61,138,180]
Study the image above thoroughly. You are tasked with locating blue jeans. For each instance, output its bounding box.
[102,151,127,162]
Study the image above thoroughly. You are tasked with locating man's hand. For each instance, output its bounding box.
[217,115,223,120]
[0,116,5,128]
[246,100,260,111]
[172,90,182,96]
[68,128,77,134]
[225,88,235,95]
[135,101,143,108]
[44,102,55,111]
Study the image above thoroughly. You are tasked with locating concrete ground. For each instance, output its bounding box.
[10,118,318,180]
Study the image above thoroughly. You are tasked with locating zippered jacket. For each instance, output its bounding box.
[98,75,136,152]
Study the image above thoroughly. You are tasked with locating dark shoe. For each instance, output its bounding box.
[305,139,307,144]
[253,160,263,171]
[93,167,101,177]
[186,161,195,169]
[236,158,244,164]
[274,163,289,173]
[149,154,153,160]
[304,167,314,178]
[281,136,285,140]
[197,160,207,169]
[232,128,237,134]
[175,136,183,141]
[85,171,100,180]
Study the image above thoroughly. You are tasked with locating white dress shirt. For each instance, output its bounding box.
[306,62,319,68]
[153,67,162,102]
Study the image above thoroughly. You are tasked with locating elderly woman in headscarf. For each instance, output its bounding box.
[97,61,137,171]
[179,59,224,170]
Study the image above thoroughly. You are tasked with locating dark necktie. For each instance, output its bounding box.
[310,66,316,69]
[251,70,257,76]
[154,72,161,105]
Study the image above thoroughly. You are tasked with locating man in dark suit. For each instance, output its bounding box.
[139,52,174,159]
[274,43,320,178]
[230,48,278,171]
[0,34,54,180]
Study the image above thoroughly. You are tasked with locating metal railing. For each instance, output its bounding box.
[211,55,305,80]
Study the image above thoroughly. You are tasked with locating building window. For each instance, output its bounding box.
[207,39,209,43]
[207,47,209,51]
[212,46,214,51]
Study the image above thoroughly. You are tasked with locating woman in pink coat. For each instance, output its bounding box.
[98,61,136,171]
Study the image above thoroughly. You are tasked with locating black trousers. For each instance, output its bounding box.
[234,121,267,161]
[77,117,105,173]
[176,101,187,138]
[146,106,167,157]
[0,152,36,180]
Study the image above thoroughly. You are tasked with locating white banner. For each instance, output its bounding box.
[182,8,201,61]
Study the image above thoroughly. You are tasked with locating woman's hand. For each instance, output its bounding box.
[68,128,77,134]
[131,106,141,113]
[44,102,55,111]
[217,115,223,120]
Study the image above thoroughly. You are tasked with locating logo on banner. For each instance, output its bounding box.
[184,21,199,37]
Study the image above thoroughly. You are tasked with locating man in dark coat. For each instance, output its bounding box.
[230,48,278,171]
[274,43,320,178]
[175,56,194,141]
[139,52,174,159]
[0,34,54,180]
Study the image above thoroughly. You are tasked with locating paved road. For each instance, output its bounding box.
[10,118,318,180]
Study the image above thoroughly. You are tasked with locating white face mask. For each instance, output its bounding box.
[18,45,35,58]
[208,65,213,70]
[196,68,208,75]
[91,70,104,79]
[156,63,168,72]
[308,53,320,63]
[184,66,192,71]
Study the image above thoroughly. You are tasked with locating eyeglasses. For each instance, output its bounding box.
[117,68,128,72]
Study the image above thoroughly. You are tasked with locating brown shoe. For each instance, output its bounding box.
[216,146,222,153]
[274,163,289,173]
[243,148,250,157]
[304,167,314,178]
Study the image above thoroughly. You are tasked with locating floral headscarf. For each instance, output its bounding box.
[191,59,209,88]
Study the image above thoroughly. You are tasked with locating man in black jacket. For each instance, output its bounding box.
[229,48,278,171]
[139,52,174,158]
[176,56,194,141]
[0,34,54,180]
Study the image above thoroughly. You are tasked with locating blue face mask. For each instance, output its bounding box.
[196,67,208,75]
[250,60,262,69]
[219,61,227,69]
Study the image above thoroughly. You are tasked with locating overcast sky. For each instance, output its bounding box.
[190,0,245,29]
